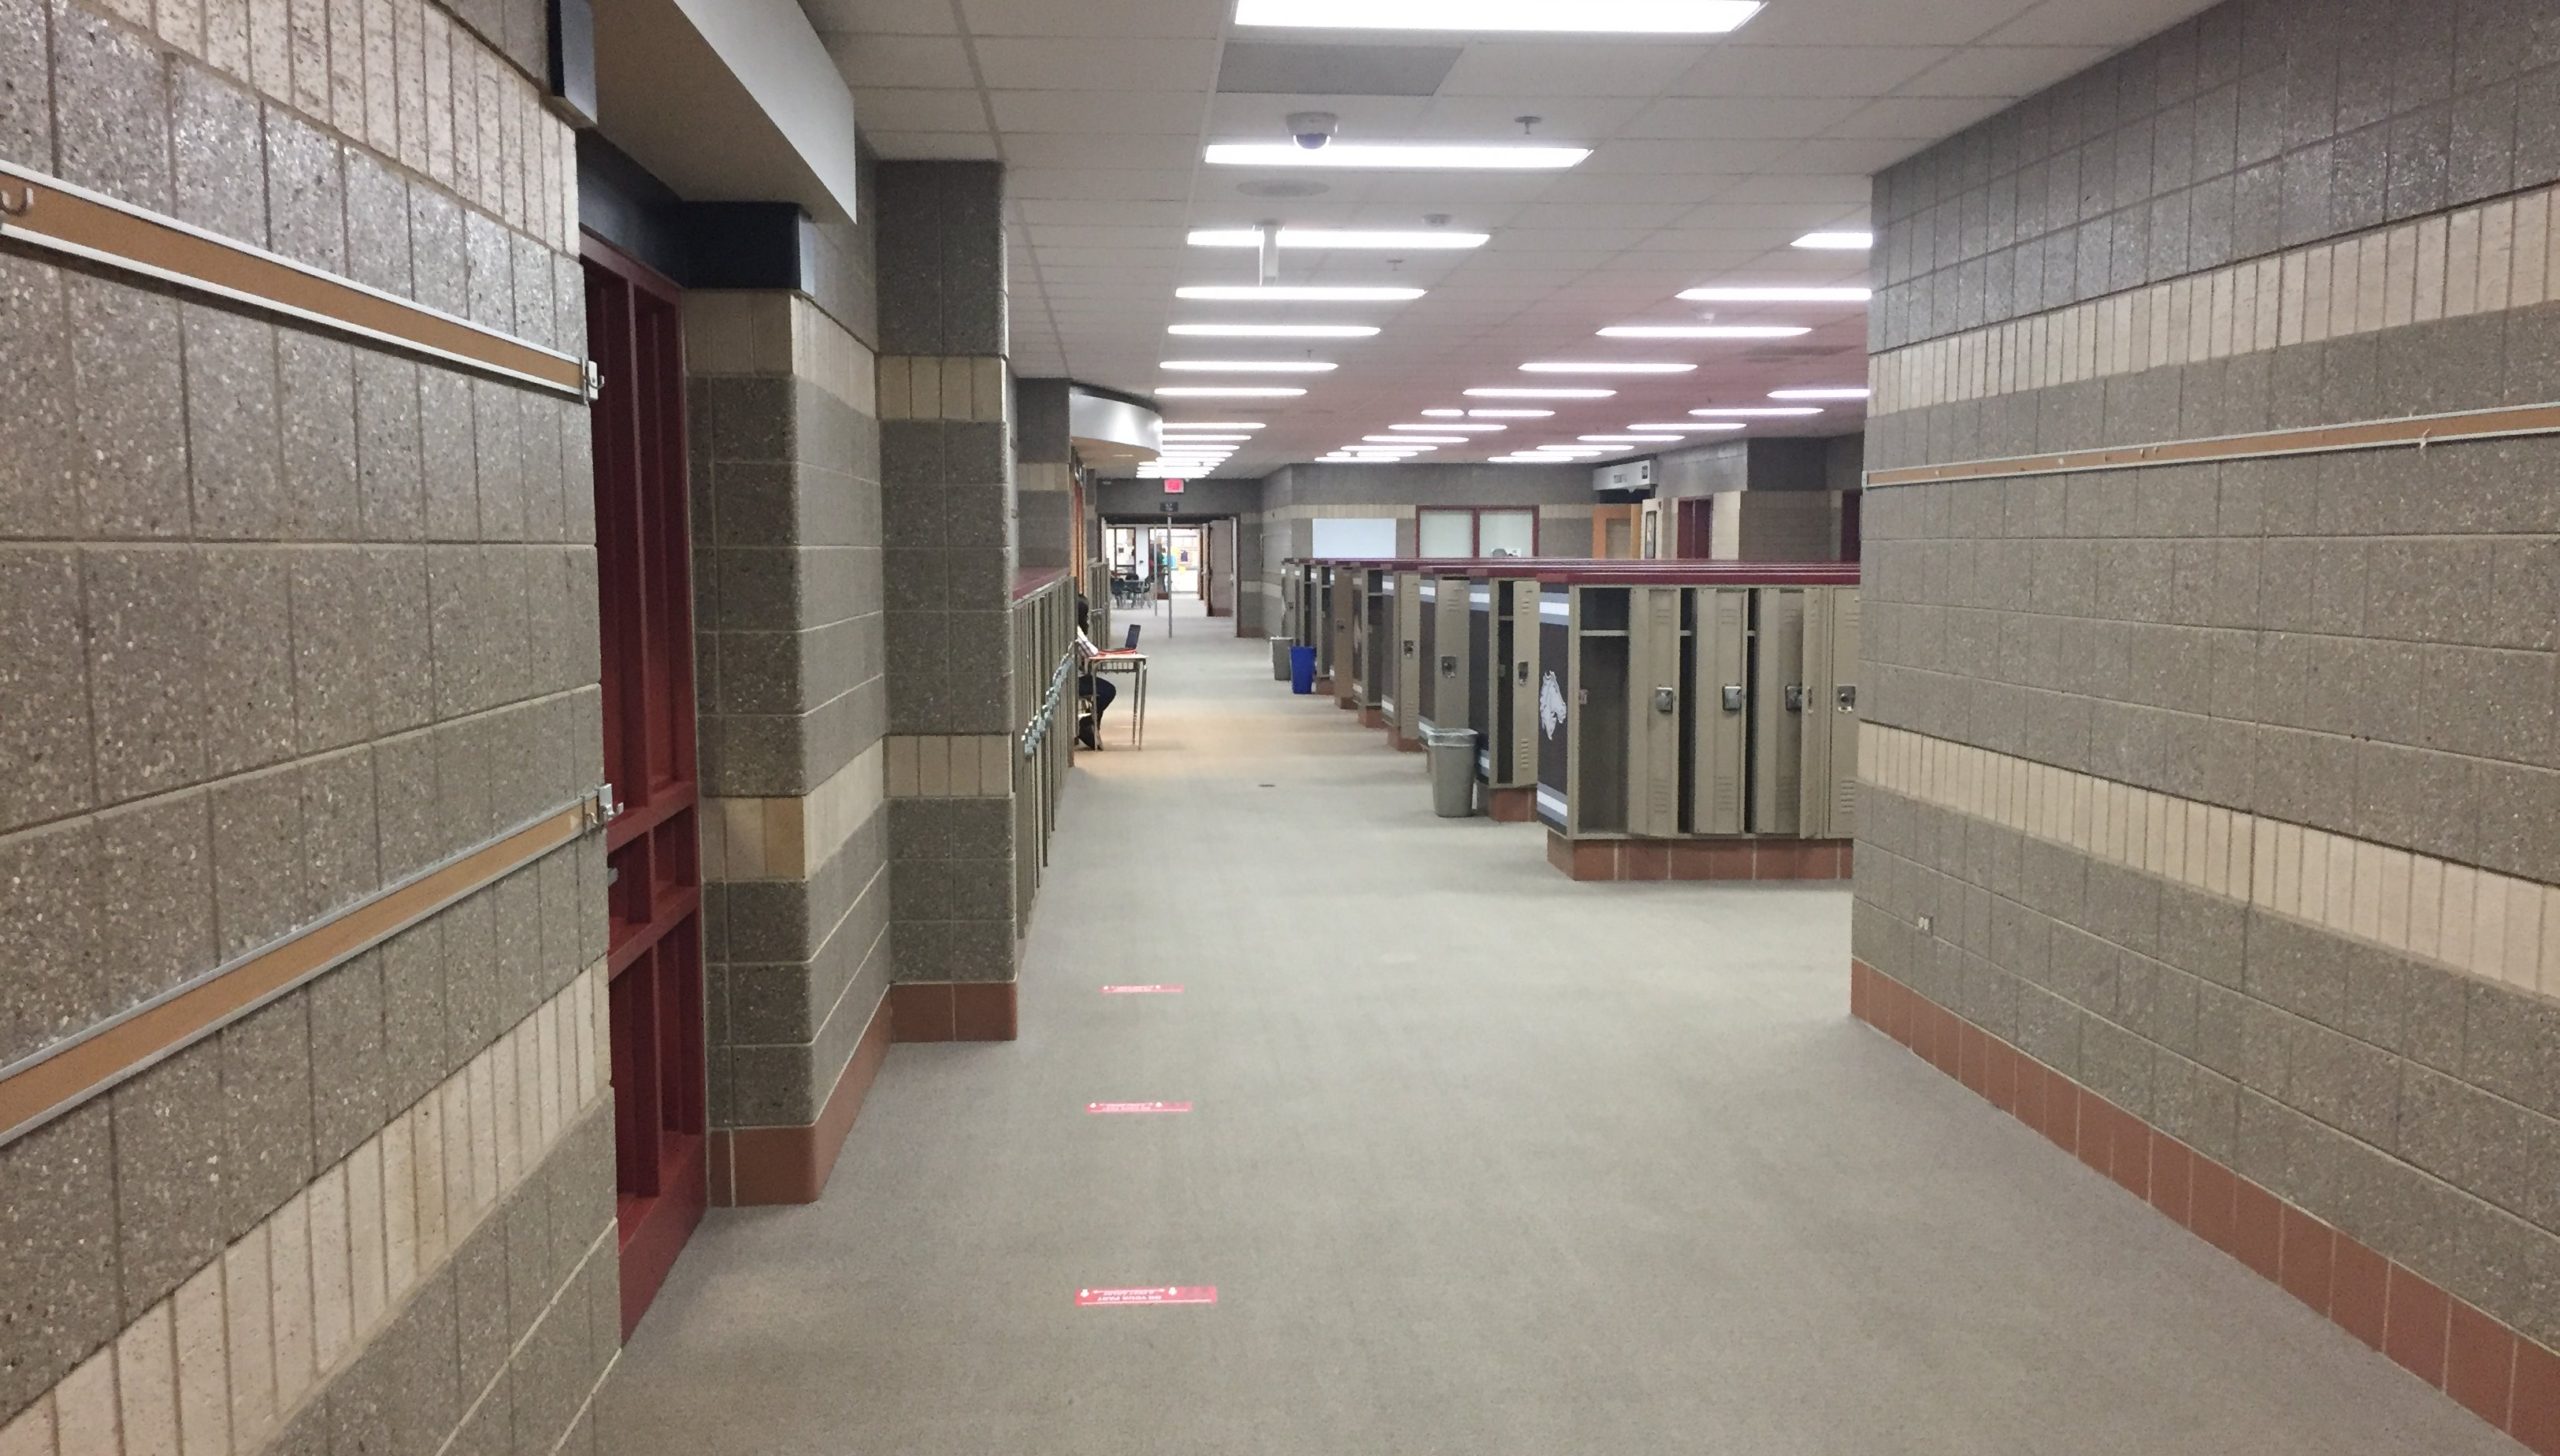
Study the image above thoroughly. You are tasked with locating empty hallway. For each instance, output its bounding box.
[605,623,2516,1456]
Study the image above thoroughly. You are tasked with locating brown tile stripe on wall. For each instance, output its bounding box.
[1542,832,1853,884]
[1851,959,2560,1456]
[0,165,584,393]
[0,794,595,1145]
[710,992,893,1207]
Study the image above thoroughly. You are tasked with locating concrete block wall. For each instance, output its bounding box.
[875,161,1023,1033]
[0,0,617,1449]
[1857,0,2560,1443]
[685,283,893,1203]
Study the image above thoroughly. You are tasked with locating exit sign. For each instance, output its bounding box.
[1163,479,1186,493]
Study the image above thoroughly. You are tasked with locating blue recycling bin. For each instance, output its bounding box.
[1289,645,1317,694]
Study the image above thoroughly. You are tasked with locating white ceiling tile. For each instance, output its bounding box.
[1433,40,1715,97]
[1896,43,2114,95]
[1207,93,1434,139]
[1780,136,1937,172]
[800,0,956,35]
[1729,0,2040,47]
[1668,45,1954,96]
[975,37,1222,91]
[1827,95,2014,139]
[1004,134,1200,169]
[861,130,1003,160]
[1582,138,1802,173]
[824,34,978,89]
[991,89,1207,135]
[1407,96,1648,143]
[1019,198,1195,226]
[1009,168,1195,201]
[1623,96,1868,140]
[959,0,1224,37]
[1981,0,2217,47]
[854,88,991,132]
[1707,173,1873,204]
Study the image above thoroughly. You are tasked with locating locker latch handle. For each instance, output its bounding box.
[1784,684,1805,712]
[1836,685,1857,712]
[1404,642,1415,657]
[1720,684,1744,713]
[1440,655,1457,676]
[1652,686,1677,714]
[1516,662,1530,684]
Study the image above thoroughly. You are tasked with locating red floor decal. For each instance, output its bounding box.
[1100,984,1183,994]
[1086,1101,1192,1114]
[1076,1286,1217,1307]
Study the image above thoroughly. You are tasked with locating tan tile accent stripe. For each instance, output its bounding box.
[1874,189,2560,419]
[0,963,609,1455]
[684,293,877,412]
[1863,398,2560,488]
[0,791,605,1147]
[702,742,887,883]
[877,356,1007,422]
[884,734,1013,798]
[1863,724,2560,1003]
[0,162,585,397]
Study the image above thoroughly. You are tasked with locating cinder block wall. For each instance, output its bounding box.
[0,0,617,1450]
[1856,0,2560,1440]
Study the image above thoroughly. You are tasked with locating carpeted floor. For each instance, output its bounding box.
[608,610,2515,1456]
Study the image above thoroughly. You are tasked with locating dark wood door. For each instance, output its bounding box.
[582,236,705,1337]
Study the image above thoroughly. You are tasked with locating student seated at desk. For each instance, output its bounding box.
[1075,599,1117,749]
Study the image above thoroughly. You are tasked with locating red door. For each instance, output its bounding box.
[582,237,705,1336]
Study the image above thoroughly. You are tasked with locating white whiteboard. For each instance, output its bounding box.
[1311,517,1398,557]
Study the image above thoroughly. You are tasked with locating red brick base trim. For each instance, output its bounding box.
[1360,705,1385,728]
[1850,958,2560,1456]
[1544,831,1854,882]
[889,980,1018,1043]
[1488,786,1535,822]
[710,988,893,1207]
[1391,731,1422,752]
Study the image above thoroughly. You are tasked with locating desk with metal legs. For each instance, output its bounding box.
[1091,653,1148,747]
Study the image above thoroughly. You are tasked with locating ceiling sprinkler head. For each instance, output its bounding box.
[1516,115,1543,135]
[1287,111,1339,151]
[1424,213,1452,228]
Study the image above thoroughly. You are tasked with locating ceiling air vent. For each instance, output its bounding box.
[1593,458,1656,493]
[1216,42,1464,97]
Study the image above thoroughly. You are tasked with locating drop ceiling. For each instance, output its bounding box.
[801,0,2217,477]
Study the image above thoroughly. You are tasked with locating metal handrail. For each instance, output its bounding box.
[1021,649,1077,758]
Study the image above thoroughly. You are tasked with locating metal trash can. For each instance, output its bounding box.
[1425,727,1479,818]
[1272,637,1291,680]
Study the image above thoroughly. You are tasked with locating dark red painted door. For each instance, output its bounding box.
[582,237,705,1337]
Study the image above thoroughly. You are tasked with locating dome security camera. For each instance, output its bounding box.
[1286,111,1339,151]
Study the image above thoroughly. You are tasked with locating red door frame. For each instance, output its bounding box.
[581,234,706,1337]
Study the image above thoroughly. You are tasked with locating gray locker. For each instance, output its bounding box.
[1430,572,1472,737]
[1503,579,1539,785]
[1801,588,1860,838]
[1626,585,1685,838]
[1750,588,1807,835]
[1390,571,1423,737]
[1688,587,1750,835]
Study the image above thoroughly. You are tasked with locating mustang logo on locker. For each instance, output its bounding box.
[1539,670,1569,738]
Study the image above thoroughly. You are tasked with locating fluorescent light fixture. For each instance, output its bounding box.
[1690,406,1822,417]
[1421,408,1465,417]
[1177,285,1426,302]
[1233,0,1764,34]
[1188,228,1488,250]
[1392,423,1503,432]
[1628,422,1745,432]
[1579,435,1682,443]
[1162,421,1265,430]
[1770,387,1871,400]
[1793,230,1873,250]
[1531,448,1606,457]
[1678,286,1872,303]
[1158,386,1309,397]
[1206,142,1590,171]
[1466,387,1615,399]
[1169,323,1379,338]
[1520,361,1695,374]
[1596,325,1810,339]
[1468,408,1553,418]
[1162,360,1336,373]
[1161,435,1251,443]
[1369,435,1469,444]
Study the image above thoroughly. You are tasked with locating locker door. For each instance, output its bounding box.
[1435,580,1471,735]
[1627,585,1684,837]
[1689,587,1750,835]
[1750,588,1807,834]
[1508,581,1539,783]
[1395,578,1422,732]
[1805,588,1861,837]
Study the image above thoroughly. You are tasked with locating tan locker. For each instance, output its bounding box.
[1330,569,1361,704]
[1801,587,1860,838]
[1626,585,1685,838]
[1750,587,1807,835]
[1689,586,1750,835]
[1391,572,1423,736]
[1505,580,1539,784]
[1431,573,1472,736]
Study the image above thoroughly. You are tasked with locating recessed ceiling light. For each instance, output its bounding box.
[1369,435,1469,443]
[1793,231,1873,250]
[1393,423,1503,432]
[1771,387,1871,400]
[1678,286,1872,303]
[1176,285,1425,301]
[1233,0,1763,33]
[1163,360,1337,372]
[1531,447,1607,457]
[1159,386,1309,397]
[1596,325,1810,339]
[1188,228,1489,250]
[1421,408,1465,417]
[1169,323,1380,338]
[1579,435,1682,443]
[1520,361,1695,374]
[1467,408,1553,418]
[1467,387,1615,399]
[1163,421,1265,430]
[1629,422,1745,432]
[1206,142,1591,171]
[1689,406,1822,417]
